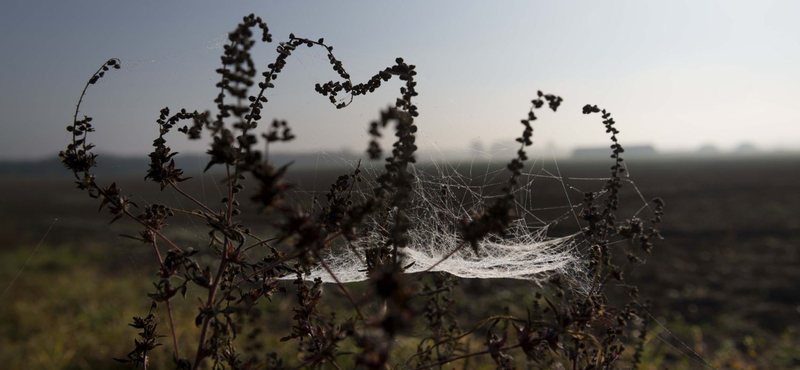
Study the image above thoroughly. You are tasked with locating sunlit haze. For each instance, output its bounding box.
[2,0,798,160]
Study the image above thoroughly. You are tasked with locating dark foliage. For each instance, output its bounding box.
[59,14,664,369]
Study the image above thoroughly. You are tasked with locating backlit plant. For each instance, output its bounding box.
[60,14,663,370]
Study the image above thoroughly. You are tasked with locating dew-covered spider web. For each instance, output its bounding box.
[280,146,655,290]
[95,35,660,293]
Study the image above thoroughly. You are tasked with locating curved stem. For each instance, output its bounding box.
[413,344,522,370]
[405,315,528,365]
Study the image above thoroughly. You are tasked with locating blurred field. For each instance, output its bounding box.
[1,154,799,369]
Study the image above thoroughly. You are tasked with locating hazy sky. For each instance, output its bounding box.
[1,0,799,160]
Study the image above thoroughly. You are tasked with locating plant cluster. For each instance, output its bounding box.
[60,14,664,369]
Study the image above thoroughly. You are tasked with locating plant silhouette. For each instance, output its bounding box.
[60,14,664,370]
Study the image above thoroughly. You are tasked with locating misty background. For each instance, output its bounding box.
[1,0,799,164]
[2,2,800,368]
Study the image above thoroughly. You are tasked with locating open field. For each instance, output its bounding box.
[1,155,799,369]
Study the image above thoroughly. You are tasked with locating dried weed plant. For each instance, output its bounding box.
[60,14,664,370]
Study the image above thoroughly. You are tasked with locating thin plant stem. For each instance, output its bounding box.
[410,240,466,283]
[150,235,181,363]
[412,344,522,370]
[312,249,364,322]
[192,240,230,370]
[170,181,216,214]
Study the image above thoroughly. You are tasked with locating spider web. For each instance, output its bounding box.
[285,147,620,288]
[92,36,660,296]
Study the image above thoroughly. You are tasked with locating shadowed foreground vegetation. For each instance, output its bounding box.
[2,155,799,369]
[3,12,799,370]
